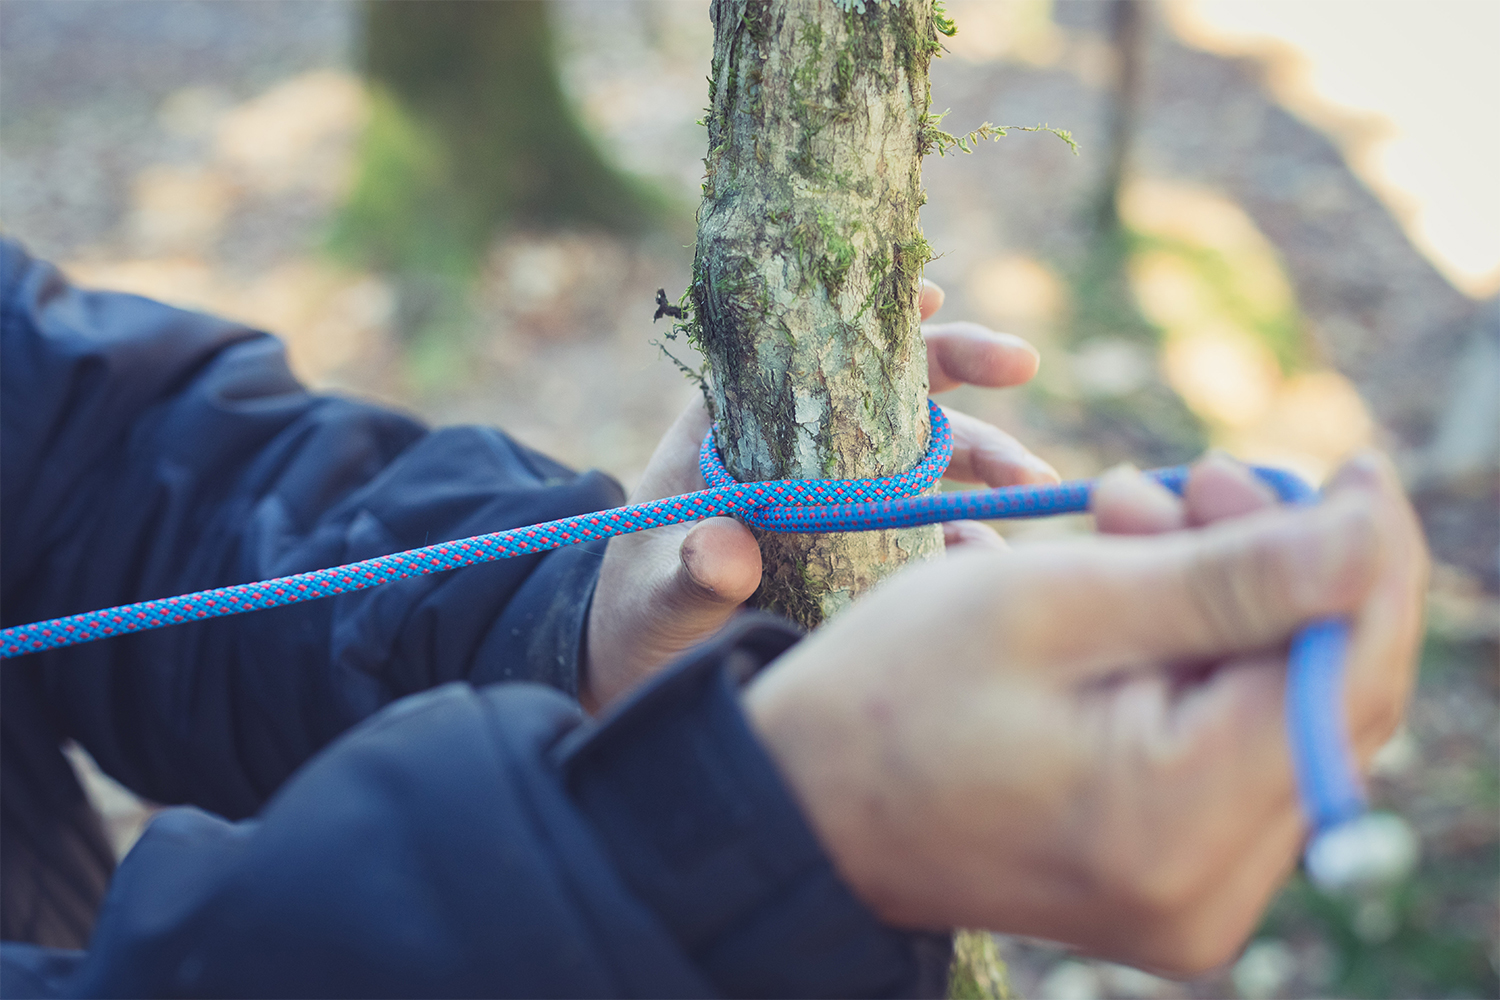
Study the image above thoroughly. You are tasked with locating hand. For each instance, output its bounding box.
[581,282,1056,713]
[743,451,1426,975]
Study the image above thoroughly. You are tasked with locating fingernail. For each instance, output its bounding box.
[1028,454,1062,482]
[1006,333,1042,361]
[1092,463,1143,498]
[680,550,723,599]
[1202,448,1241,466]
[1329,449,1385,492]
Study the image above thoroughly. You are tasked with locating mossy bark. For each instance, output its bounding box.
[692,0,945,629]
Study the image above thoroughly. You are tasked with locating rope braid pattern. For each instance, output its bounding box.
[1,401,948,659]
[0,401,1365,854]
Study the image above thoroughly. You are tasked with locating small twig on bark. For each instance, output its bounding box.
[652,288,688,322]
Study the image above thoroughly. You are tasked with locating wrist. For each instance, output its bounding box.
[742,645,928,929]
[560,615,949,997]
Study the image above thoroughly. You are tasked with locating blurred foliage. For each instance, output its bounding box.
[331,0,669,282]
[1053,225,1209,467]
[332,89,465,275]
[1417,629,1498,687]
[1258,868,1498,999]
[1131,231,1308,375]
[1033,0,1207,469]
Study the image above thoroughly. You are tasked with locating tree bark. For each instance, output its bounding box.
[692,0,946,629]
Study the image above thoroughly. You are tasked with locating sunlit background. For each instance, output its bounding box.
[1,2,1495,998]
[1173,0,1500,299]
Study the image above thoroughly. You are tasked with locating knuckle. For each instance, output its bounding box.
[1183,530,1288,646]
[1154,920,1242,977]
[1124,866,1197,926]
[1078,833,1247,976]
[1084,838,1198,927]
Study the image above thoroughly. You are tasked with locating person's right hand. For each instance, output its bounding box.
[743,451,1427,976]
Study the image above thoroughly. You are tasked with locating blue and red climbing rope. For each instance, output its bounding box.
[0,402,953,659]
[0,400,1372,884]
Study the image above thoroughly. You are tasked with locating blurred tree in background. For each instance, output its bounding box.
[332,0,667,339]
[1055,0,1204,468]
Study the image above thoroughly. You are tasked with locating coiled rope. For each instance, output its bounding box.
[0,400,1369,880]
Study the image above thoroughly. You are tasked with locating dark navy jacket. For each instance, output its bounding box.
[0,242,946,997]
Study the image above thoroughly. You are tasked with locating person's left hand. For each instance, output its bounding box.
[582,282,1058,712]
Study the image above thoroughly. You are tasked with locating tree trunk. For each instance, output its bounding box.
[691,0,946,629]
[1059,0,1205,468]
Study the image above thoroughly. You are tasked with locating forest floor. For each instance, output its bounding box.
[2,2,1494,997]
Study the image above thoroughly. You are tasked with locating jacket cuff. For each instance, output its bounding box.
[470,537,608,697]
[556,614,950,998]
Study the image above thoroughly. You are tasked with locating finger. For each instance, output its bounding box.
[630,395,714,503]
[1126,660,1304,976]
[919,279,946,321]
[924,322,1040,393]
[1012,491,1383,668]
[1141,807,1303,977]
[1183,453,1277,527]
[585,516,762,714]
[1326,450,1429,759]
[943,519,1008,552]
[1082,656,1303,972]
[1126,805,1304,976]
[942,407,1060,486]
[1091,464,1186,535]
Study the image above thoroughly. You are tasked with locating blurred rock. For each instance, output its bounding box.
[1232,939,1296,999]
[127,165,234,255]
[1038,960,1102,1000]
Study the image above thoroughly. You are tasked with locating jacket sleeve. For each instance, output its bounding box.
[50,617,949,999]
[0,240,625,819]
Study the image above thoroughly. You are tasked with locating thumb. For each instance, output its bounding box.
[1024,491,1382,668]
[651,517,762,642]
[583,517,761,712]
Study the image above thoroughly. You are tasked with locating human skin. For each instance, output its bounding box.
[583,281,1055,712]
[742,452,1427,975]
